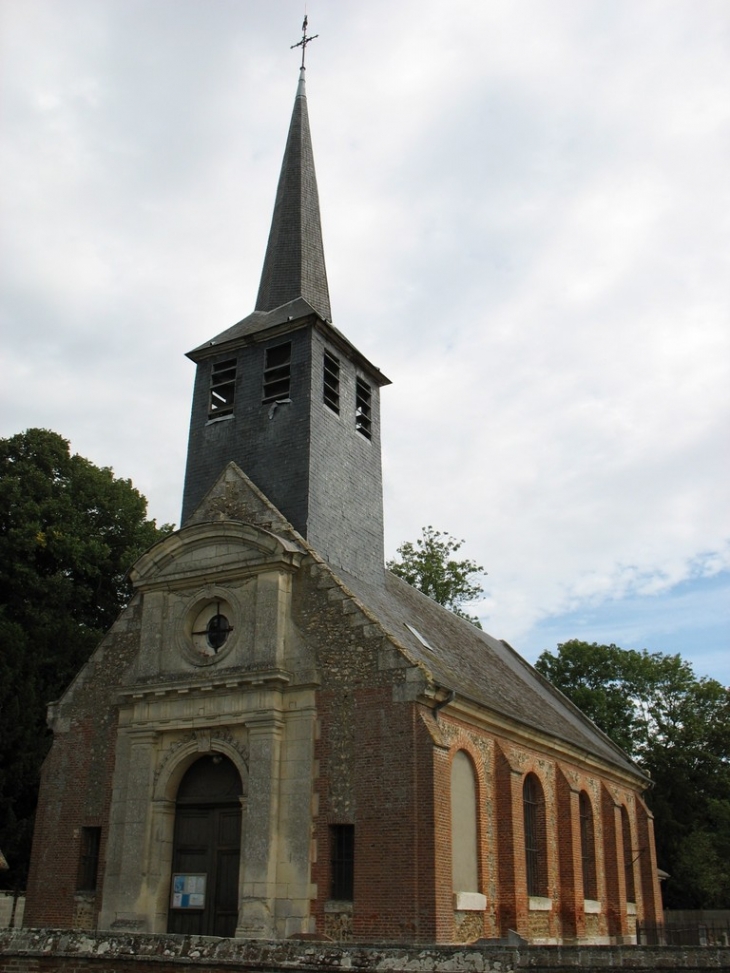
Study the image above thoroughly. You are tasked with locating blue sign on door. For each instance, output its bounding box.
[171,873,206,909]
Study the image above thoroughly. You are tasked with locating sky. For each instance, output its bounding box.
[1,0,728,684]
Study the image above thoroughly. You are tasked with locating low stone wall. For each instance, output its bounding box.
[2,929,730,973]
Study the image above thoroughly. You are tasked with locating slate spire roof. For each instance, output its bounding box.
[255,67,332,322]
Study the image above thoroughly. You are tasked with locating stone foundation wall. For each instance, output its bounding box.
[2,929,729,973]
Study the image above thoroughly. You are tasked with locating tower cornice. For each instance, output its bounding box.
[186,299,390,387]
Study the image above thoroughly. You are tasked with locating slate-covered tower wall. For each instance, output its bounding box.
[182,328,314,541]
[182,323,386,584]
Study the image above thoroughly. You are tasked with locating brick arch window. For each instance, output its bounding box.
[620,805,636,903]
[523,773,548,897]
[451,750,479,893]
[579,790,598,900]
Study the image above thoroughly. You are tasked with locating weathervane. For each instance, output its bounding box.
[291,15,318,69]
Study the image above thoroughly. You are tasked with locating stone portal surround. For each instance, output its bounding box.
[2,929,729,972]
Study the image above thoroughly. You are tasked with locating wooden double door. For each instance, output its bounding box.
[168,756,242,938]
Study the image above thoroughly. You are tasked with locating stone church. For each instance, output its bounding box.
[24,62,663,945]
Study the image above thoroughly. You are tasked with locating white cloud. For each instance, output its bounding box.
[1,0,728,680]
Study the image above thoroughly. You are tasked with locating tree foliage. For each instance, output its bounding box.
[0,429,172,889]
[535,639,730,908]
[387,526,485,627]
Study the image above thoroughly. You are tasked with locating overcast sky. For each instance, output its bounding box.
[1,0,728,684]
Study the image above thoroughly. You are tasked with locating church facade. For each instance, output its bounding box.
[24,64,663,945]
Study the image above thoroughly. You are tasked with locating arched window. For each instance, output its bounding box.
[621,806,636,902]
[579,791,597,900]
[523,773,547,897]
[451,750,479,893]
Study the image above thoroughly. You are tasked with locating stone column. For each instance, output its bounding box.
[148,797,176,933]
[98,729,158,931]
[236,714,284,938]
[276,705,317,937]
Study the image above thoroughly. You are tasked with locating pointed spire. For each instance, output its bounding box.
[255,68,332,322]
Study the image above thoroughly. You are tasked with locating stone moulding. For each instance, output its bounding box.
[454,892,488,912]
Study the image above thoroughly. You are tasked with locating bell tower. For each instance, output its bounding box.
[181,57,390,583]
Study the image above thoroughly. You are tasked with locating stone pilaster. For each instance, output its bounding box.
[236,714,284,938]
[99,729,158,932]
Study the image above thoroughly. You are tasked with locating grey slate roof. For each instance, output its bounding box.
[186,296,391,386]
[255,68,332,322]
[187,297,320,358]
[337,565,644,779]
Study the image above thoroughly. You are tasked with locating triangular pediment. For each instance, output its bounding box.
[185,462,296,534]
[131,463,305,590]
[130,520,304,591]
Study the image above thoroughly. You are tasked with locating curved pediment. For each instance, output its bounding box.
[130,520,305,591]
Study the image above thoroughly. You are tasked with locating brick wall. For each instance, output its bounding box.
[302,560,432,940]
[24,600,143,927]
[419,713,662,946]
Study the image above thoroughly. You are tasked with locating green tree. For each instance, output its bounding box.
[0,428,172,890]
[387,526,485,628]
[535,639,730,908]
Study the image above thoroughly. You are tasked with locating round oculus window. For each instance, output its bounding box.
[190,600,234,661]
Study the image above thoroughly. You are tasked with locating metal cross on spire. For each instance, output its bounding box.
[290,15,318,69]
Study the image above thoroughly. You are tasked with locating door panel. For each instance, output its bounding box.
[214,850,240,936]
[168,757,242,937]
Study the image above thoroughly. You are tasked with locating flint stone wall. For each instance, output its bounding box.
[2,929,729,973]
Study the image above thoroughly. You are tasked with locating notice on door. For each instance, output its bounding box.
[171,873,206,909]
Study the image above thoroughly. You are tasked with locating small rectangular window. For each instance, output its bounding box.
[330,824,354,901]
[355,377,372,439]
[209,358,237,418]
[323,351,340,414]
[263,342,291,402]
[77,826,101,892]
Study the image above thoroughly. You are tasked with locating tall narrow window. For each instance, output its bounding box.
[451,751,479,894]
[355,377,372,439]
[523,773,547,897]
[621,806,636,902]
[330,824,354,901]
[77,826,101,891]
[579,791,597,900]
[263,342,291,402]
[323,351,340,413]
[209,358,236,418]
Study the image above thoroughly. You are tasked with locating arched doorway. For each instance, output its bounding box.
[168,754,242,937]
